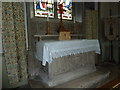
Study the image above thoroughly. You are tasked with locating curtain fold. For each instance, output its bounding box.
[2,2,27,85]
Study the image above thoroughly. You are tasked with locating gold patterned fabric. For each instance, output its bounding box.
[84,10,98,39]
[2,2,27,85]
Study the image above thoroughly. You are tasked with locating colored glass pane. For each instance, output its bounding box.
[34,0,54,18]
[57,0,72,20]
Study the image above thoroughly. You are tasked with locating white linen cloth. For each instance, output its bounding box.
[35,39,100,66]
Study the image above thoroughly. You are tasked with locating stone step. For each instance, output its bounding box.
[55,70,110,88]
[29,69,110,88]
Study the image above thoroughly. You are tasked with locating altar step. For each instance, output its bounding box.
[29,69,110,88]
[55,69,110,88]
[29,63,120,88]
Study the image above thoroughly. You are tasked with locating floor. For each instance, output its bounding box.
[94,62,120,88]
[26,62,120,88]
[100,76,120,88]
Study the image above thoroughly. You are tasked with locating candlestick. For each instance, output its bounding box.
[46,13,50,35]
[47,14,49,21]
[74,16,75,23]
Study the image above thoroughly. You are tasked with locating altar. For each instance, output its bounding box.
[35,39,100,87]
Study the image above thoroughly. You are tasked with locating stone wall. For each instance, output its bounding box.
[26,2,84,78]
[99,2,120,63]
[0,2,2,89]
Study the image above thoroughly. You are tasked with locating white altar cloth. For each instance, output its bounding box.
[35,39,100,66]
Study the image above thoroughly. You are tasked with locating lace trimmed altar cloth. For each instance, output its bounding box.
[35,39,100,66]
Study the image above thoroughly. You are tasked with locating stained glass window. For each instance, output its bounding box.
[34,0,54,18]
[57,0,72,20]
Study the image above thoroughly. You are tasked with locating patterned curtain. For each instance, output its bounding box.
[2,2,27,85]
[84,10,98,39]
